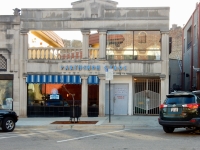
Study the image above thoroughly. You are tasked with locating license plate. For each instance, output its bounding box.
[171,108,178,112]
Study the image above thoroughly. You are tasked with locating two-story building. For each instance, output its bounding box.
[183,2,200,91]
[0,0,170,117]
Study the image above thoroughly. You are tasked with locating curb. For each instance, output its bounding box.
[16,124,161,130]
[16,124,125,130]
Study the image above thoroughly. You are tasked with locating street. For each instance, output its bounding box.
[0,127,199,150]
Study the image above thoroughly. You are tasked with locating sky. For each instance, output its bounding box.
[0,0,199,41]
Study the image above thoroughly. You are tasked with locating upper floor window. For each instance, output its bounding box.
[0,54,7,71]
[106,31,161,61]
[194,25,197,44]
[106,31,133,60]
[138,32,146,43]
[134,31,161,60]
[187,27,192,50]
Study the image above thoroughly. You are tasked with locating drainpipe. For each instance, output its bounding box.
[182,23,184,90]
[198,4,200,90]
[191,13,194,90]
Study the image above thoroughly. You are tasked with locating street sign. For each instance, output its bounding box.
[106,69,113,80]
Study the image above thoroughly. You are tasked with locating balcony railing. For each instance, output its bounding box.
[28,47,99,60]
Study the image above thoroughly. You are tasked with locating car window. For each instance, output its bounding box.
[165,96,195,104]
[194,94,200,103]
[197,94,200,103]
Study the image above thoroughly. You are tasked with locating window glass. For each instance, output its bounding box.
[0,54,7,71]
[197,97,200,103]
[134,31,161,60]
[28,84,44,106]
[28,83,63,106]
[106,31,161,60]
[27,83,81,106]
[165,96,195,104]
[0,80,13,109]
[193,93,200,103]
[106,31,133,60]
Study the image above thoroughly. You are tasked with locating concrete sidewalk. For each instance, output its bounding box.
[16,115,161,130]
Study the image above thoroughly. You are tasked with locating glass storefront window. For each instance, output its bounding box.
[28,83,44,106]
[106,30,161,61]
[0,80,13,109]
[27,83,82,107]
[106,31,133,60]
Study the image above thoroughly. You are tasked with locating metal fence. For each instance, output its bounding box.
[133,78,160,115]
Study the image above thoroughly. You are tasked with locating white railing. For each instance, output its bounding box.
[28,47,99,60]
[88,48,99,59]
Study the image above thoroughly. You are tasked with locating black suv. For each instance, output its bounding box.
[158,91,200,133]
[0,109,18,132]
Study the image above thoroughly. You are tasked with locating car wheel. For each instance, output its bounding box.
[2,117,15,132]
[163,126,175,133]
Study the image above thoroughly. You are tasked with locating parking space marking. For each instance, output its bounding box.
[57,129,131,143]
[0,135,21,139]
[0,129,70,140]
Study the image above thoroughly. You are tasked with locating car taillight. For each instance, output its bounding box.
[160,104,167,109]
[190,119,196,123]
[182,103,198,109]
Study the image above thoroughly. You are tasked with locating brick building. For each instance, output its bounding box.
[169,24,183,92]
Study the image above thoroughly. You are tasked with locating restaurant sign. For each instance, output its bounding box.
[60,65,127,71]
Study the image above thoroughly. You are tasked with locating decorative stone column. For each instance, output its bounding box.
[160,77,166,104]
[98,75,105,117]
[81,75,88,117]
[19,30,28,117]
[81,30,90,60]
[98,30,107,60]
[161,31,169,102]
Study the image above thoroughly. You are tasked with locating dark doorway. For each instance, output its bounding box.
[88,85,99,117]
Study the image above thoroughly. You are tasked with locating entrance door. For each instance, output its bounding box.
[105,84,128,115]
[113,84,128,115]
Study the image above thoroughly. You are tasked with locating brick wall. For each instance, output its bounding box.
[169,24,183,60]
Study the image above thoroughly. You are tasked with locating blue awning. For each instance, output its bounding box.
[26,75,81,84]
[87,76,99,85]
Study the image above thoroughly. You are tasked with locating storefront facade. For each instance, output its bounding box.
[0,0,170,117]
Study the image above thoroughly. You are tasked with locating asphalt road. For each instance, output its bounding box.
[0,127,199,150]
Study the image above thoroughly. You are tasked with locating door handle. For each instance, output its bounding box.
[113,96,116,103]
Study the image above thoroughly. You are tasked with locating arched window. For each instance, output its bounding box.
[0,54,7,71]
[138,32,147,43]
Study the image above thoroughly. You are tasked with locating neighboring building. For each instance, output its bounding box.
[63,39,82,48]
[183,2,200,91]
[0,0,170,117]
[169,24,183,92]
[29,31,64,48]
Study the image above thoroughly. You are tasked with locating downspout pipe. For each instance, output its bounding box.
[198,4,200,90]
[191,12,194,90]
